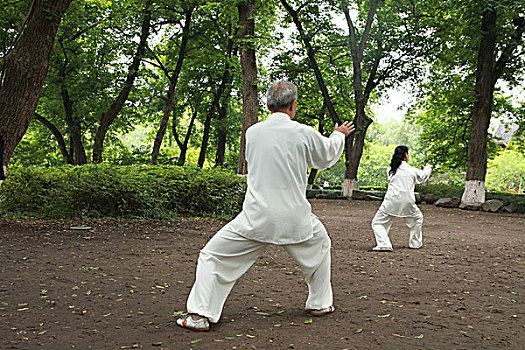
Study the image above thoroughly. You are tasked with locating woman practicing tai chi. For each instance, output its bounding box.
[371,145,432,251]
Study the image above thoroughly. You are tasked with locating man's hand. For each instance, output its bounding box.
[334,121,355,137]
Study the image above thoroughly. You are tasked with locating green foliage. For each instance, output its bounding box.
[357,143,394,187]
[486,149,525,193]
[366,120,421,149]
[0,165,246,219]
[315,159,345,185]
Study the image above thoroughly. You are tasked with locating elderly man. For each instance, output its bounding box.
[177,81,354,331]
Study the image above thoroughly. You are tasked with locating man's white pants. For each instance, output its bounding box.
[371,207,423,249]
[186,216,333,323]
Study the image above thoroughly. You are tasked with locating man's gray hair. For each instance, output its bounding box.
[266,81,297,112]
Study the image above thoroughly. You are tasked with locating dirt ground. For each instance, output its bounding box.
[0,199,524,350]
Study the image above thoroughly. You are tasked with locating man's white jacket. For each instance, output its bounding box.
[229,112,345,245]
[380,161,432,217]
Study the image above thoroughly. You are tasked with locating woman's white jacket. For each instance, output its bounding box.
[380,161,431,217]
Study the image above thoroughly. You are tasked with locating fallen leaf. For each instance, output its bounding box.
[415,334,424,339]
[378,314,390,318]
[190,339,202,344]
[304,318,313,324]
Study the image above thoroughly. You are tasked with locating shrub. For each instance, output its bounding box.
[415,183,465,199]
[0,164,246,219]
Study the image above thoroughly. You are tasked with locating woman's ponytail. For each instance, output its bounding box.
[389,145,409,176]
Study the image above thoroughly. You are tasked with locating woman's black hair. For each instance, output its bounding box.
[389,145,409,176]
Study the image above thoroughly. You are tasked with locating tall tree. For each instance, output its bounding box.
[403,0,524,202]
[197,23,236,168]
[281,0,436,196]
[339,0,379,196]
[149,4,194,165]
[236,0,258,175]
[0,0,72,178]
[462,5,524,205]
[92,0,153,164]
[173,103,198,166]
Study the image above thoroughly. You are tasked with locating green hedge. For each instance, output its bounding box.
[415,184,465,199]
[0,165,247,219]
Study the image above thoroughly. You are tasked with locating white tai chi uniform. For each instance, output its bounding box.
[186,112,345,323]
[372,162,431,250]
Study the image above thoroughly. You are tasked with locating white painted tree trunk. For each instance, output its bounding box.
[461,180,485,205]
[342,178,359,197]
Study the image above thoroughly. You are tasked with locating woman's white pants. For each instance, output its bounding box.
[371,207,423,250]
[186,216,333,323]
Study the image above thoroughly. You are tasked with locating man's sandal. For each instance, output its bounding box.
[176,314,210,331]
[310,305,335,317]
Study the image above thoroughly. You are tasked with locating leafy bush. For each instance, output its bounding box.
[415,183,465,199]
[486,149,525,194]
[0,164,246,219]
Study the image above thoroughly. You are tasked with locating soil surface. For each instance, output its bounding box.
[1,199,524,350]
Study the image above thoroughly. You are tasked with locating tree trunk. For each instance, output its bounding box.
[341,0,377,197]
[197,114,212,168]
[462,11,524,205]
[215,28,237,168]
[60,83,86,165]
[56,36,87,165]
[199,34,235,168]
[461,8,497,205]
[236,0,258,175]
[307,169,318,189]
[151,79,177,165]
[0,0,72,174]
[34,112,73,164]
[92,0,152,164]
[150,6,193,165]
[215,96,229,167]
[343,106,372,195]
[174,107,197,166]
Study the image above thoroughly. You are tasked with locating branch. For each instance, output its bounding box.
[493,16,524,84]
[34,112,72,163]
[359,0,379,56]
